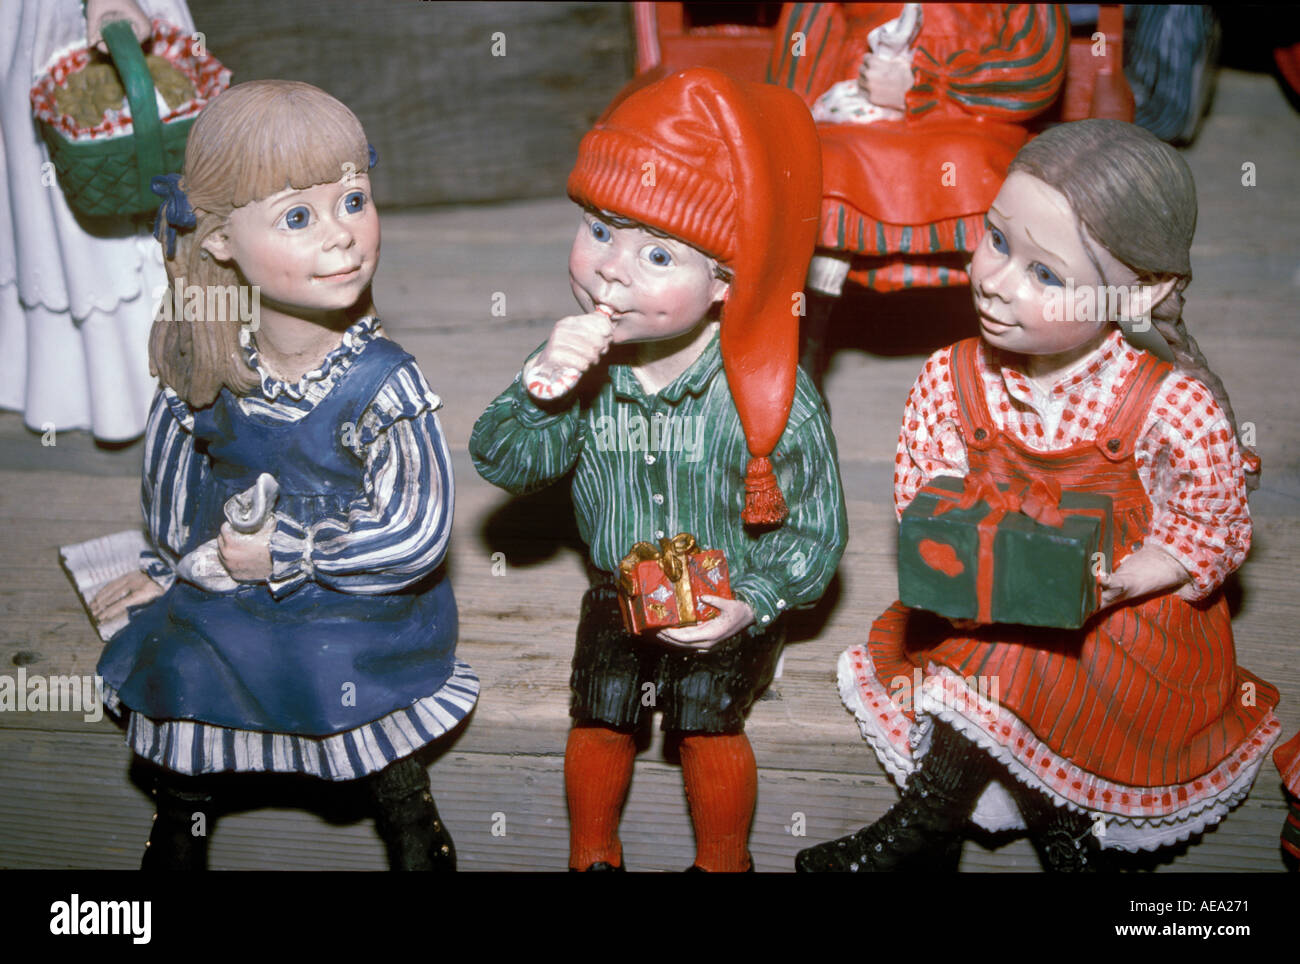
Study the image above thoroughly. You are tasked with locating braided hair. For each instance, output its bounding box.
[1008,119,1260,489]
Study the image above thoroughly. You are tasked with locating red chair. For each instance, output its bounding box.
[630,1,782,80]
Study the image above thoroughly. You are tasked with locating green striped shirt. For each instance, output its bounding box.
[470,330,848,633]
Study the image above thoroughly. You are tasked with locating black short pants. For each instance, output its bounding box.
[569,584,786,734]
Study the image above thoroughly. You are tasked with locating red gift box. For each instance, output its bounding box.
[617,533,732,634]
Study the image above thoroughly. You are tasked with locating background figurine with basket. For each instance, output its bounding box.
[1,0,227,442]
[31,15,229,217]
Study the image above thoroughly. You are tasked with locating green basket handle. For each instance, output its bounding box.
[102,19,164,211]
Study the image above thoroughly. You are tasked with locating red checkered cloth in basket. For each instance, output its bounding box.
[30,19,230,142]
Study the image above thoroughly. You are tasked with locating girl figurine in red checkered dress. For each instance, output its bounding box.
[797,119,1283,872]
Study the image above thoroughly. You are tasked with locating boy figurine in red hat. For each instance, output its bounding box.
[471,67,848,871]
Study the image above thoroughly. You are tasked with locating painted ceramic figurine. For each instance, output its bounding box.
[87,80,476,870]
[1276,731,1300,866]
[773,1,1069,285]
[767,3,1070,384]
[470,67,848,872]
[796,119,1281,872]
[2,0,196,440]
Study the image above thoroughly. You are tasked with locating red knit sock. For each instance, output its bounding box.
[565,725,636,870]
[680,732,757,872]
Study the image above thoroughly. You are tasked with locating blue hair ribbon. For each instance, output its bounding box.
[368,144,378,169]
[151,173,197,259]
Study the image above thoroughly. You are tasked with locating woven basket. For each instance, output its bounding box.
[32,20,227,218]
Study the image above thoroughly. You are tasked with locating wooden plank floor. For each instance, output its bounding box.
[2,68,1297,872]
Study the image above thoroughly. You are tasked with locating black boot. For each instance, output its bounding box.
[1013,783,1108,873]
[369,756,456,871]
[141,771,214,871]
[795,722,992,873]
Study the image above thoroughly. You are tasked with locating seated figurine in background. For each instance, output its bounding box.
[796,119,1279,872]
[471,67,848,872]
[766,3,1070,382]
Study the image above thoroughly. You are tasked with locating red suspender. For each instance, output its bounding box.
[1093,352,1175,461]
[949,338,997,450]
[950,336,1174,461]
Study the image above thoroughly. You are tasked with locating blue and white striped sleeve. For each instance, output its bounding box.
[138,389,206,590]
[267,361,454,597]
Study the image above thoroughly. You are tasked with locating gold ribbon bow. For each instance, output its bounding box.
[619,533,700,624]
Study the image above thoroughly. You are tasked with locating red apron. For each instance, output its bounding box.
[842,338,1282,846]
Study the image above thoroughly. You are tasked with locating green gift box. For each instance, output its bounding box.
[899,475,1113,629]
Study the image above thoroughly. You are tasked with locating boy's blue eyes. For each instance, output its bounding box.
[986,223,1064,286]
[587,221,675,267]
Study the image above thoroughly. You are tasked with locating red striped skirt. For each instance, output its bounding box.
[841,593,1282,851]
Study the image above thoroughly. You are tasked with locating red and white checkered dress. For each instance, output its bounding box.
[841,331,1282,851]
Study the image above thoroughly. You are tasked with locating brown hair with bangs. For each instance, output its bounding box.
[149,80,373,407]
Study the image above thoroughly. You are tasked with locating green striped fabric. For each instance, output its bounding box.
[470,331,849,633]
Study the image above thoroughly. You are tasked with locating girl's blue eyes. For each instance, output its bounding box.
[283,206,311,230]
[280,192,368,230]
[987,223,1064,286]
[341,191,367,215]
[1032,263,1064,287]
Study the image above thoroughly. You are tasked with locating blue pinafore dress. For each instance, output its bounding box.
[98,336,476,780]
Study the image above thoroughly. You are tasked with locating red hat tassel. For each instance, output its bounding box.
[742,456,787,525]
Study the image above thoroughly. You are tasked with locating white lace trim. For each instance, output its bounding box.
[837,646,1283,851]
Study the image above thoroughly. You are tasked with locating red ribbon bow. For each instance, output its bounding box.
[934,475,1065,528]
[928,474,1069,625]
[1017,478,1066,528]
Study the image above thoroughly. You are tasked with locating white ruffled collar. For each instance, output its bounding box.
[239,316,382,402]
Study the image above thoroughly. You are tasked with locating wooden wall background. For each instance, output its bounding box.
[185,0,634,206]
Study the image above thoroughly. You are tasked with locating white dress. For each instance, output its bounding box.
[0,0,194,441]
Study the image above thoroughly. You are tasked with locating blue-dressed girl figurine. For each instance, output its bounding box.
[88,79,476,870]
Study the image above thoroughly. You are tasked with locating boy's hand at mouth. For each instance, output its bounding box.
[525,308,617,400]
